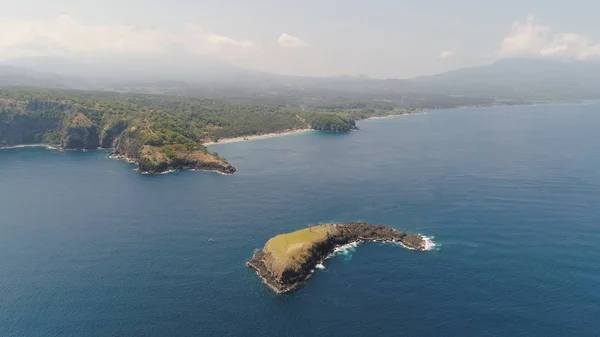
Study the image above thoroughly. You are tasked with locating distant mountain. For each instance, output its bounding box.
[0,65,91,89]
[2,55,255,83]
[0,57,598,107]
[408,59,600,99]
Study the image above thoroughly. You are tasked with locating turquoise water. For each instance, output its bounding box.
[1,103,600,336]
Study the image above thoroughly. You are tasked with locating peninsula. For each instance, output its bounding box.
[0,87,418,174]
[247,222,428,294]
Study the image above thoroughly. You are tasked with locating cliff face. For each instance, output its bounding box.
[247,222,427,294]
[0,111,62,145]
[62,113,99,149]
[114,127,236,174]
[0,112,101,149]
[100,118,129,148]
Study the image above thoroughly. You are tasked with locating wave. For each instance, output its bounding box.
[328,241,360,260]
[332,241,359,255]
[422,235,438,251]
[317,235,438,271]
[0,144,58,150]
[159,169,177,175]
[391,235,439,251]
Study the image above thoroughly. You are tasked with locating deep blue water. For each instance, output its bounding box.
[2,103,600,336]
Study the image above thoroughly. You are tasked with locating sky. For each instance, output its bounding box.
[1,0,600,78]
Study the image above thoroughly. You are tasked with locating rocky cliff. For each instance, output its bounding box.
[113,126,236,174]
[247,222,427,294]
[62,113,99,149]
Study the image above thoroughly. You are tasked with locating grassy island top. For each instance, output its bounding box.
[263,225,335,274]
[248,222,427,293]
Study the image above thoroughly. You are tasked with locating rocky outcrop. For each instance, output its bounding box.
[100,118,129,148]
[247,222,428,294]
[113,127,236,175]
[62,113,99,150]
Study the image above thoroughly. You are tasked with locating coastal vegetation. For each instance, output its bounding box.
[0,86,418,173]
[303,113,357,132]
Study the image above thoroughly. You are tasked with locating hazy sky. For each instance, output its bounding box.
[1,0,600,78]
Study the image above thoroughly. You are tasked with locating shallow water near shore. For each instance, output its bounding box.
[2,103,600,336]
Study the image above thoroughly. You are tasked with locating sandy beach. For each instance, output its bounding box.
[365,112,424,120]
[204,129,313,146]
[365,115,402,120]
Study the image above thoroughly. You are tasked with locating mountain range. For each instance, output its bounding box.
[1,57,599,107]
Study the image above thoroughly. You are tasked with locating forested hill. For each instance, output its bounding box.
[3,57,595,109]
[0,86,418,173]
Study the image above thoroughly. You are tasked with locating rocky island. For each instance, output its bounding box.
[247,222,428,294]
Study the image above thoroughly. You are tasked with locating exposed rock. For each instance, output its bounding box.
[63,113,99,149]
[247,222,428,294]
[113,127,236,175]
[100,118,129,148]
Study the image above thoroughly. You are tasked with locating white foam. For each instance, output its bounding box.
[334,241,359,254]
[422,235,437,251]
[159,169,176,175]
[329,241,360,258]
[315,263,326,270]
[391,235,438,251]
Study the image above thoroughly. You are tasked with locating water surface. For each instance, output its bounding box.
[1,103,600,336]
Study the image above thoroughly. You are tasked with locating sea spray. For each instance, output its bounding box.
[328,241,360,261]
[422,236,438,251]
[391,235,438,251]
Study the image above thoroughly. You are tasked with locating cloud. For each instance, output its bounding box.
[439,50,455,59]
[183,24,254,50]
[0,15,255,60]
[278,33,307,49]
[500,16,600,60]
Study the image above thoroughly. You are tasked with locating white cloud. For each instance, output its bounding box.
[278,33,307,49]
[0,15,255,60]
[439,50,455,59]
[183,24,254,52]
[500,16,600,60]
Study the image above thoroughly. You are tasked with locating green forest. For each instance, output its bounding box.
[0,86,419,173]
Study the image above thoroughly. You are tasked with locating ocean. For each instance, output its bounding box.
[1,102,600,336]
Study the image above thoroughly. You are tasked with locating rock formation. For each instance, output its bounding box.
[247,222,427,293]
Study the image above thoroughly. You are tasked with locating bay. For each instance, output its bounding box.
[1,103,600,336]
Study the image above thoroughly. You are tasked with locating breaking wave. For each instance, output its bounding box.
[328,241,360,260]
[422,235,438,251]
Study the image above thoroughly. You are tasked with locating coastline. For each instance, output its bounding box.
[246,223,430,294]
[108,153,235,175]
[203,112,423,146]
[203,129,313,146]
[0,143,59,150]
[248,236,432,294]
[364,112,424,120]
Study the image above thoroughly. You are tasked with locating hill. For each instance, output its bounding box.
[0,87,415,173]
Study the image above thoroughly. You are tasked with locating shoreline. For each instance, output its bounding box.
[246,223,430,294]
[364,112,425,120]
[203,129,313,146]
[0,143,59,150]
[108,153,235,175]
[203,113,422,146]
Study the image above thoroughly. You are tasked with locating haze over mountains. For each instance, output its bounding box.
[1,56,599,108]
